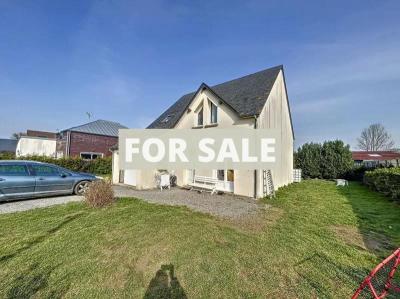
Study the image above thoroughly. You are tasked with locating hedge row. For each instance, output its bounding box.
[0,153,112,175]
[294,140,353,179]
[364,167,400,201]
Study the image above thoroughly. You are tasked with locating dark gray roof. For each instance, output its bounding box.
[148,65,283,129]
[63,119,127,137]
[0,138,17,153]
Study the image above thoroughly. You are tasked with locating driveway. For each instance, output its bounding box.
[0,186,262,218]
[0,195,83,214]
[114,185,262,218]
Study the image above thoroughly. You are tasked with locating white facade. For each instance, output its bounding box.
[113,69,294,198]
[16,136,57,157]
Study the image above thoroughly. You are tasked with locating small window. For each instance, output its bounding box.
[197,107,204,126]
[210,101,218,124]
[161,115,173,123]
[217,170,224,181]
[0,164,29,176]
[80,152,103,160]
[31,165,60,176]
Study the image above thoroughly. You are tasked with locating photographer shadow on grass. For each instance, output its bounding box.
[144,264,187,299]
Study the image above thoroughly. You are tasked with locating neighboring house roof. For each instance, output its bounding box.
[27,130,56,139]
[352,151,400,161]
[0,138,18,153]
[62,120,127,137]
[148,65,283,129]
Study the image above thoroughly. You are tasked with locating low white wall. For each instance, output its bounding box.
[16,137,56,157]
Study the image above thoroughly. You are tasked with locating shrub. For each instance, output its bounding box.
[345,165,369,181]
[364,167,400,200]
[0,155,112,175]
[0,152,15,160]
[84,179,115,208]
[295,140,353,179]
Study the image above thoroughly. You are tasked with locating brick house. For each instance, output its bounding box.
[56,120,127,159]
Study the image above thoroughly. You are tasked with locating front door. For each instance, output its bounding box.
[0,163,35,200]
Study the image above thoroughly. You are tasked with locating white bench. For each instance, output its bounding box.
[190,175,218,195]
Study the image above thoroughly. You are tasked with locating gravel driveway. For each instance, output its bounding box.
[0,186,262,218]
[0,195,83,215]
[114,185,262,218]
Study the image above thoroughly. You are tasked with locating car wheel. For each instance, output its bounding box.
[74,181,90,195]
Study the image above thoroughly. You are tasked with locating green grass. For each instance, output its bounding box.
[0,180,399,298]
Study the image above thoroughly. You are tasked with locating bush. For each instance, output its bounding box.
[0,152,15,160]
[84,180,115,208]
[295,140,353,179]
[0,155,112,175]
[364,167,400,201]
[344,165,369,181]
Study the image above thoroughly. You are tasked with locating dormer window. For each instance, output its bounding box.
[210,101,218,124]
[197,107,203,126]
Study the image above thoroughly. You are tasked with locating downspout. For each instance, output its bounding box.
[254,115,257,199]
[66,131,71,157]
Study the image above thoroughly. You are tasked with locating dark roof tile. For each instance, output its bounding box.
[147,65,282,128]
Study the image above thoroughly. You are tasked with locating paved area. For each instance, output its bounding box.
[0,195,83,214]
[114,185,262,218]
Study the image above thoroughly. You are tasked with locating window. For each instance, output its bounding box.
[80,152,103,160]
[217,170,225,181]
[0,164,29,176]
[161,114,173,123]
[197,107,204,126]
[31,165,60,176]
[210,101,218,124]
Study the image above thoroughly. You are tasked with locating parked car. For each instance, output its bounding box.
[0,160,98,202]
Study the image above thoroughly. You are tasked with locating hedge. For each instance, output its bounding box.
[0,154,112,175]
[294,140,353,179]
[364,167,400,201]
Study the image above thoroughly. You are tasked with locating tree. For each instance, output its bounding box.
[11,132,24,140]
[357,124,395,151]
[295,140,353,179]
[295,143,323,178]
[321,140,353,179]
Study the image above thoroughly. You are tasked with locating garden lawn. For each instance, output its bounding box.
[0,180,399,298]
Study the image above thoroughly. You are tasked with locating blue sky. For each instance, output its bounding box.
[0,0,399,149]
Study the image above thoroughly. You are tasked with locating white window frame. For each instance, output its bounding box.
[194,103,204,127]
[80,152,104,160]
[209,99,218,124]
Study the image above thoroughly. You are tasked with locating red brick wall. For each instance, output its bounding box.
[68,132,117,157]
[27,130,56,139]
[56,133,68,157]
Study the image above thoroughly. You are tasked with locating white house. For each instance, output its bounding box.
[112,65,294,198]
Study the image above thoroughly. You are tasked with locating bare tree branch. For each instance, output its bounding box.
[357,124,395,151]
